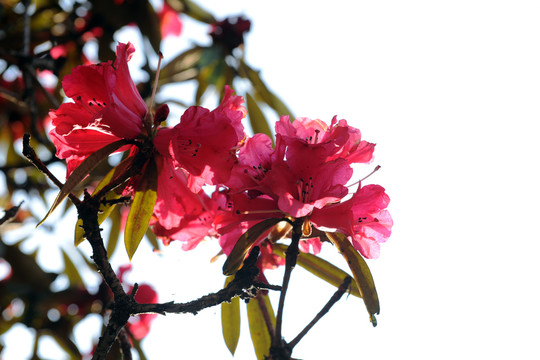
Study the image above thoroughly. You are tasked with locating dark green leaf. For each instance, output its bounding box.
[38,139,130,227]
[136,1,162,54]
[223,218,283,276]
[239,60,294,118]
[273,243,361,298]
[326,232,379,326]
[159,47,203,84]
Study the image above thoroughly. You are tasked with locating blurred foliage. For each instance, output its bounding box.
[0,0,294,357]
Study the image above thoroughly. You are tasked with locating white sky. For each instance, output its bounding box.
[142,1,540,359]
[2,1,540,359]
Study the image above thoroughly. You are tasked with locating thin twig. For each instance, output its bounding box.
[289,276,352,349]
[22,134,81,206]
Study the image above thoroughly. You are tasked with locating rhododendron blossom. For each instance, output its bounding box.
[216,115,392,271]
[153,86,246,192]
[310,184,393,258]
[49,42,246,250]
[49,42,146,176]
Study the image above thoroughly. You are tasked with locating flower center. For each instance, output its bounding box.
[243,163,268,183]
[297,176,314,203]
[177,139,202,157]
[77,96,107,116]
[357,216,380,224]
[305,129,320,144]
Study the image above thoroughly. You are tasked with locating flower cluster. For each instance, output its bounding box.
[49,42,246,244]
[49,42,392,320]
[215,116,392,271]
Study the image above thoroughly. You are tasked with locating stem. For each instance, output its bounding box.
[271,218,303,354]
[289,276,352,349]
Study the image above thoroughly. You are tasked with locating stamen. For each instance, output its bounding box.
[347,165,381,188]
[149,52,163,113]
[235,209,283,215]
[247,163,268,182]
[79,98,100,115]
[313,129,320,144]
[357,217,379,224]
[177,139,201,157]
[297,177,314,203]
[149,52,164,136]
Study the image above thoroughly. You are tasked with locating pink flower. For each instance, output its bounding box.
[266,143,352,217]
[226,121,354,218]
[310,184,393,258]
[215,192,320,273]
[49,42,246,252]
[49,42,146,176]
[154,85,245,191]
[151,174,219,250]
[217,114,392,270]
[275,115,376,164]
[149,87,245,246]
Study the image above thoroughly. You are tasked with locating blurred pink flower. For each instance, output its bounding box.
[158,2,182,38]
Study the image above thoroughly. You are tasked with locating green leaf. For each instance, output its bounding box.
[60,247,84,287]
[125,158,158,260]
[38,139,130,227]
[246,92,273,141]
[44,329,82,359]
[106,206,122,257]
[326,232,380,326]
[222,218,283,276]
[221,276,241,355]
[146,227,160,251]
[74,155,134,246]
[178,0,216,23]
[238,60,294,118]
[136,1,161,54]
[159,46,203,84]
[273,244,361,298]
[247,294,275,360]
